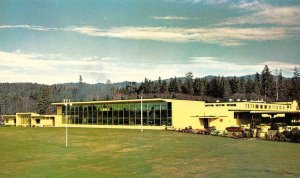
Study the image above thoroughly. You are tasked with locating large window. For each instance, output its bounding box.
[62,101,172,126]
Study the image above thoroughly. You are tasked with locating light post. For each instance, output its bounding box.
[140,90,144,133]
[63,99,72,147]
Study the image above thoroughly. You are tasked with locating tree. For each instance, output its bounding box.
[105,79,114,100]
[154,82,160,94]
[143,78,154,94]
[207,76,222,98]
[126,82,138,94]
[238,77,246,94]
[253,72,261,95]
[221,77,231,99]
[261,65,273,97]
[193,78,201,96]
[289,67,300,102]
[277,69,288,101]
[293,67,300,78]
[184,71,194,95]
[37,86,50,115]
[246,75,253,94]
[161,80,168,94]
[78,75,84,101]
[229,77,239,94]
[155,76,162,94]
[168,77,177,94]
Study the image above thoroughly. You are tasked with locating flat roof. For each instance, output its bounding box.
[250,111,300,114]
[206,101,292,105]
[1,115,16,118]
[52,98,169,106]
[192,115,227,118]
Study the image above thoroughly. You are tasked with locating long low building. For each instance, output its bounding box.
[2,99,300,131]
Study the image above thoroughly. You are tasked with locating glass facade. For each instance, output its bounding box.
[62,101,172,126]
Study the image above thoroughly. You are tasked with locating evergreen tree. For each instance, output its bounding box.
[125,82,138,94]
[293,67,300,78]
[261,65,273,97]
[176,78,182,93]
[277,69,287,101]
[168,78,176,93]
[193,78,201,96]
[208,76,222,98]
[143,78,154,94]
[238,77,246,94]
[156,76,162,94]
[221,77,231,99]
[37,86,50,115]
[200,79,206,96]
[161,80,168,94]
[229,77,239,94]
[290,67,300,102]
[253,72,261,94]
[245,75,253,94]
[154,82,160,94]
[177,79,183,93]
[184,71,194,95]
[78,75,84,101]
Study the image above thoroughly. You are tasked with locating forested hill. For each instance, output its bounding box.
[1,65,300,115]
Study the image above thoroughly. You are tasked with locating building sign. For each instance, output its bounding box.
[99,108,110,111]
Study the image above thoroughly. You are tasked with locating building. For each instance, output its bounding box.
[197,100,300,131]
[51,98,204,130]
[1,98,300,131]
[2,113,57,127]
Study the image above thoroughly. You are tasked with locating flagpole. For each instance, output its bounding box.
[141,94,143,133]
[64,99,72,147]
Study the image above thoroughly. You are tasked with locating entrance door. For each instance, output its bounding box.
[204,118,209,128]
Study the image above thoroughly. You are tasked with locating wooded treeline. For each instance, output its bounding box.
[1,65,299,115]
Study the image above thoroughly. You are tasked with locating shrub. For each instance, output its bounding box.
[290,128,300,143]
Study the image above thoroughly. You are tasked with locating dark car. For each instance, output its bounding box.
[270,123,287,130]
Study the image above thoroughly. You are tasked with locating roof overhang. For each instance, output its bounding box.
[250,111,300,114]
[31,115,56,118]
[1,115,16,118]
[192,115,227,119]
[52,98,167,106]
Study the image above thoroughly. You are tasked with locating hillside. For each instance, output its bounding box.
[0,67,299,115]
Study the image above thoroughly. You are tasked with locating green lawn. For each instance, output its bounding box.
[0,127,300,178]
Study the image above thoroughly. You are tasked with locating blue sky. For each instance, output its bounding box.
[0,0,300,84]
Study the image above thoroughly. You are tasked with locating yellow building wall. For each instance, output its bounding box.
[5,117,16,126]
[54,115,63,127]
[41,119,54,127]
[58,124,164,130]
[31,118,54,127]
[203,107,238,131]
[16,113,32,127]
[170,100,205,129]
[56,106,62,115]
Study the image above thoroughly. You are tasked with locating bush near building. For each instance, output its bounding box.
[266,128,300,143]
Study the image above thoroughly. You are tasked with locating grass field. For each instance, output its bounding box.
[1,127,300,178]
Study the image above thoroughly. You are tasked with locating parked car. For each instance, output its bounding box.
[285,125,300,131]
[270,123,287,130]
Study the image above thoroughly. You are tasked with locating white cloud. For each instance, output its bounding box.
[67,26,298,46]
[0,25,57,31]
[0,51,115,84]
[171,0,228,5]
[261,61,300,72]
[0,50,298,84]
[151,16,193,20]
[1,24,299,46]
[223,2,300,26]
